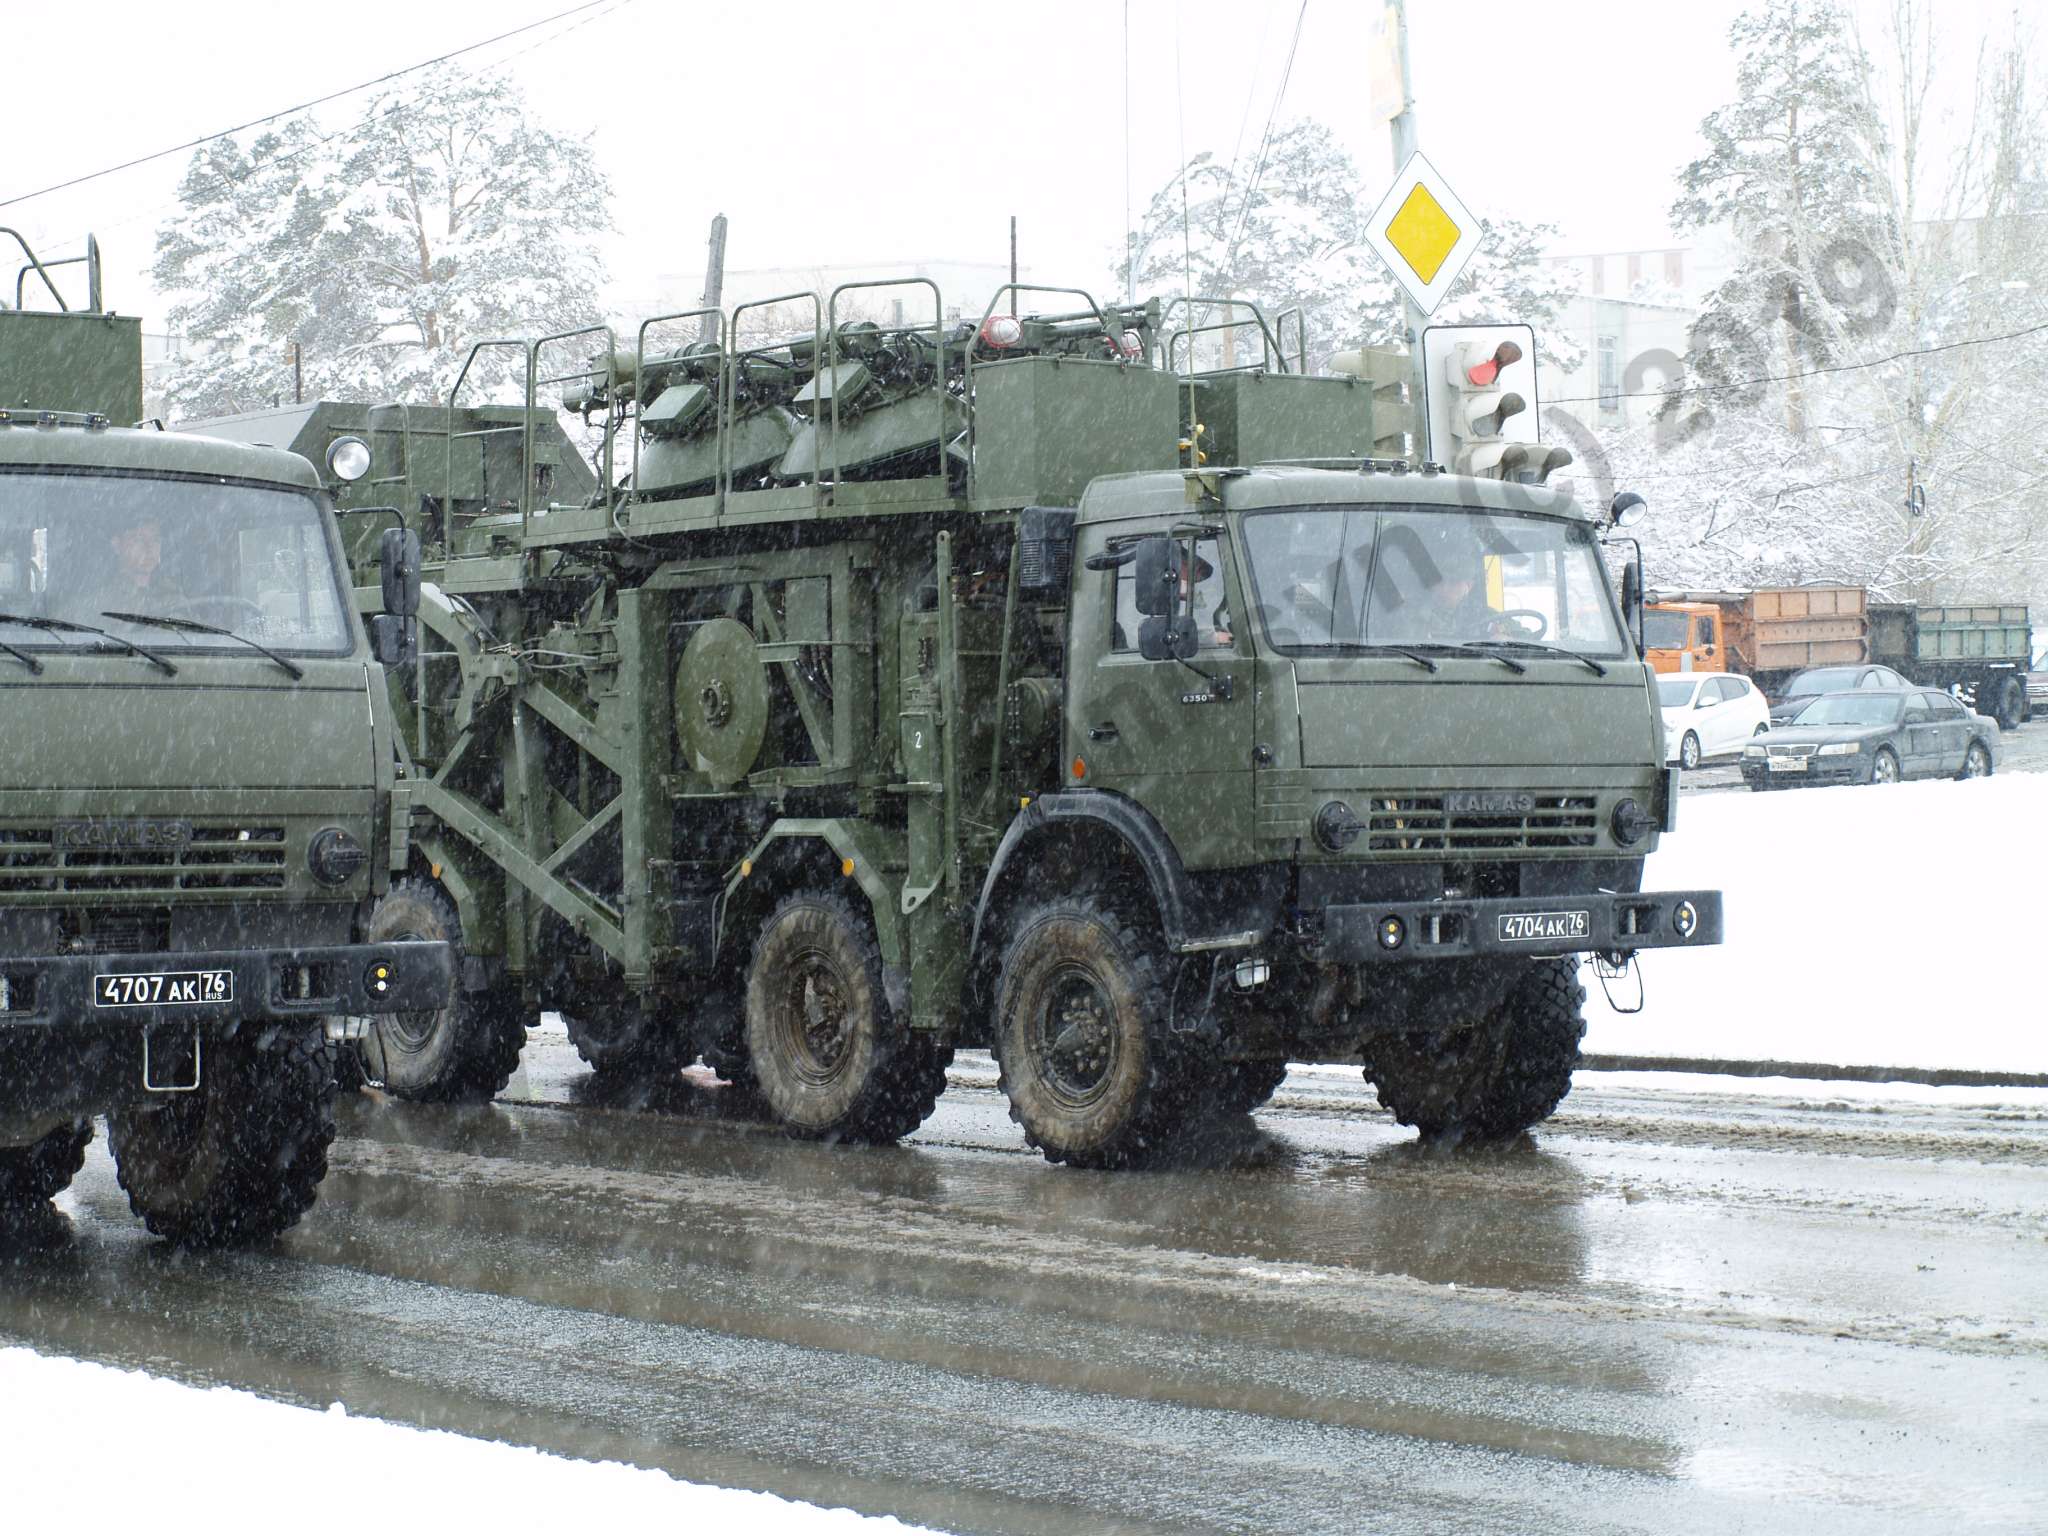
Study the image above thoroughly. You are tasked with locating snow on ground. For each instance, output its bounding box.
[1585,772,2044,1075]
[0,1347,944,1535]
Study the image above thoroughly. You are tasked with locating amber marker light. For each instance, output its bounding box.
[1072,757,1087,780]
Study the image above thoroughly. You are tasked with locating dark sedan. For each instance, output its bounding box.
[1767,663,1911,723]
[1742,687,1997,789]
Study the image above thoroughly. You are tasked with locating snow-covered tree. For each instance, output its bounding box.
[155,64,611,419]
[1624,2,2048,609]
[1121,120,1580,376]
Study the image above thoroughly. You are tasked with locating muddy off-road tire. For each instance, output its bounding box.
[0,1120,93,1220]
[109,1025,337,1246]
[563,999,691,1082]
[358,877,527,1103]
[745,891,951,1142]
[992,890,1196,1168]
[1364,958,1587,1142]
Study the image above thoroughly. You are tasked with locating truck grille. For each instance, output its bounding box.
[0,825,289,893]
[1366,795,1599,852]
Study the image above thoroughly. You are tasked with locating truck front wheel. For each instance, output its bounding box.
[0,1120,92,1222]
[745,891,950,1142]
[359,877,527,1103]
[1364,959,1586,1142]
[992,890,1191,1168]
[108,1025,337,1246]
[1992,677,2025,731]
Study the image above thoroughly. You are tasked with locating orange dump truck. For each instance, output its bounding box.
[1643,587,1869,694]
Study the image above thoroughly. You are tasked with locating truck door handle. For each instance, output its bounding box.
[1088,721,1120,741]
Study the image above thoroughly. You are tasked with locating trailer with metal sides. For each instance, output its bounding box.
[285,284,1721,1163]
[1868,602,2032,730]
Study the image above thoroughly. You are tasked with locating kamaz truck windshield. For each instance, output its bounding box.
[1241,507,1627,655]
[0,470,352,655]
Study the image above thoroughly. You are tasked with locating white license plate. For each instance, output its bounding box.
[1499,911,1590,943]
[1768,757,1808,772]
[93,970,234,1008]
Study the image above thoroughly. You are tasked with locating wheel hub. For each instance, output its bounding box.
[781,948,853,1081]
[1036,967,1116,1103]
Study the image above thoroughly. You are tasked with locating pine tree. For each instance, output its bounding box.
[154,64,612,419]
[1122,120,1579,375]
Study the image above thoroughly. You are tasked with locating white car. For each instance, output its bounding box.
[1658,671,1772,769]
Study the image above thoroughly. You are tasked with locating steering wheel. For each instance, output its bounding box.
[1492,608,1550,641]
[170,596,271,631]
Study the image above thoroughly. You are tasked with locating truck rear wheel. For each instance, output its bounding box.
[1992,677,2025,731]
[1364,959,1586,1142]
[744,891,950,1142]
[359,877,527,1103]
[563,1000,690,1082]
[992,890,1192,1168]
[109,1025,337,1246]
[0,1120,92,1221]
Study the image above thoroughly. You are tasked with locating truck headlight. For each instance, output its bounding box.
[1818,742,1861,756]
[308,826,367,885]
[1314,800,1362,853]
[1610,797,1656,846]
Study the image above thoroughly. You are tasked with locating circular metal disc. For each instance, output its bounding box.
[674,617,768,788]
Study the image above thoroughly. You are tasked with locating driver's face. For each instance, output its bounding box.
[112,520,162,583]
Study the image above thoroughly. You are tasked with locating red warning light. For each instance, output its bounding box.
[1465,339,1523,388]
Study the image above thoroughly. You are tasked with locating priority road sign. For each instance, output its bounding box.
[1365,152,1482,317]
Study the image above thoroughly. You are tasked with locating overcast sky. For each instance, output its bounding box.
[2,0,2028,326]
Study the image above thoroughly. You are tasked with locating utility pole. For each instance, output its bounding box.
[1010,215,1019,309]
[292,340,302,405]
[698,214,728,343]
[1387,0,1428,454]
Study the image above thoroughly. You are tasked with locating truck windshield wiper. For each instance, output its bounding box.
[1465,638,1608,677]
[1452,642,1528,674]
[0,611,177,675]
[0,638,42,674]
[102,611,305,681]
[1349,642,1440,673]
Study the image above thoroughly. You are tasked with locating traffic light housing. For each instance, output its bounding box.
[1420,323,1572,485]
[1446,340,1526,475]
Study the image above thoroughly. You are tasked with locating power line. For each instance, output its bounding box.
[1224,0,1311,261]
[1546,318,2048,407]
[0,0,611,212]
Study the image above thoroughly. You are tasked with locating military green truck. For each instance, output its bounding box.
[0,232,453,1241]
[221,283,1720,1164]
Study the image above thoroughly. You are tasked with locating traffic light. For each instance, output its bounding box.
[1444,339,1526,475]
[1419,324,1571,484]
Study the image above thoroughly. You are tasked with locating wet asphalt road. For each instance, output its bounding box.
[3,1039,2044,1535]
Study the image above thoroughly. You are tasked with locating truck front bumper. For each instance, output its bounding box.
[1317,889,1723,964]
[0,939,454,1030]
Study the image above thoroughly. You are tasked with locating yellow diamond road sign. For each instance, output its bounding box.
[1366,152,1482,316]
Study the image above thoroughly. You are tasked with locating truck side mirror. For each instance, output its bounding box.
[368,612,416,668]
[379,528,421,618]
[1132,535,1182,621]
[1620,558,1645,657]
[1138,614,1199,662]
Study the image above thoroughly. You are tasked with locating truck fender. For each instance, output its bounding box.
[970,791,1213,967]
[721,819,910,1017]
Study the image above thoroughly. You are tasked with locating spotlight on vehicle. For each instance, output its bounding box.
[326,435,372,483]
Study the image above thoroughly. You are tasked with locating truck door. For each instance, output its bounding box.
[1066,525,1255,866]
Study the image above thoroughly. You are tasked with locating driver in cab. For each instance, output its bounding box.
[1383,521,1505,645]
[99,514,186,618]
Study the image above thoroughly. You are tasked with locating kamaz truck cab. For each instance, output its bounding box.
[0,233,452,1243]
[983,460,1719,1157]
